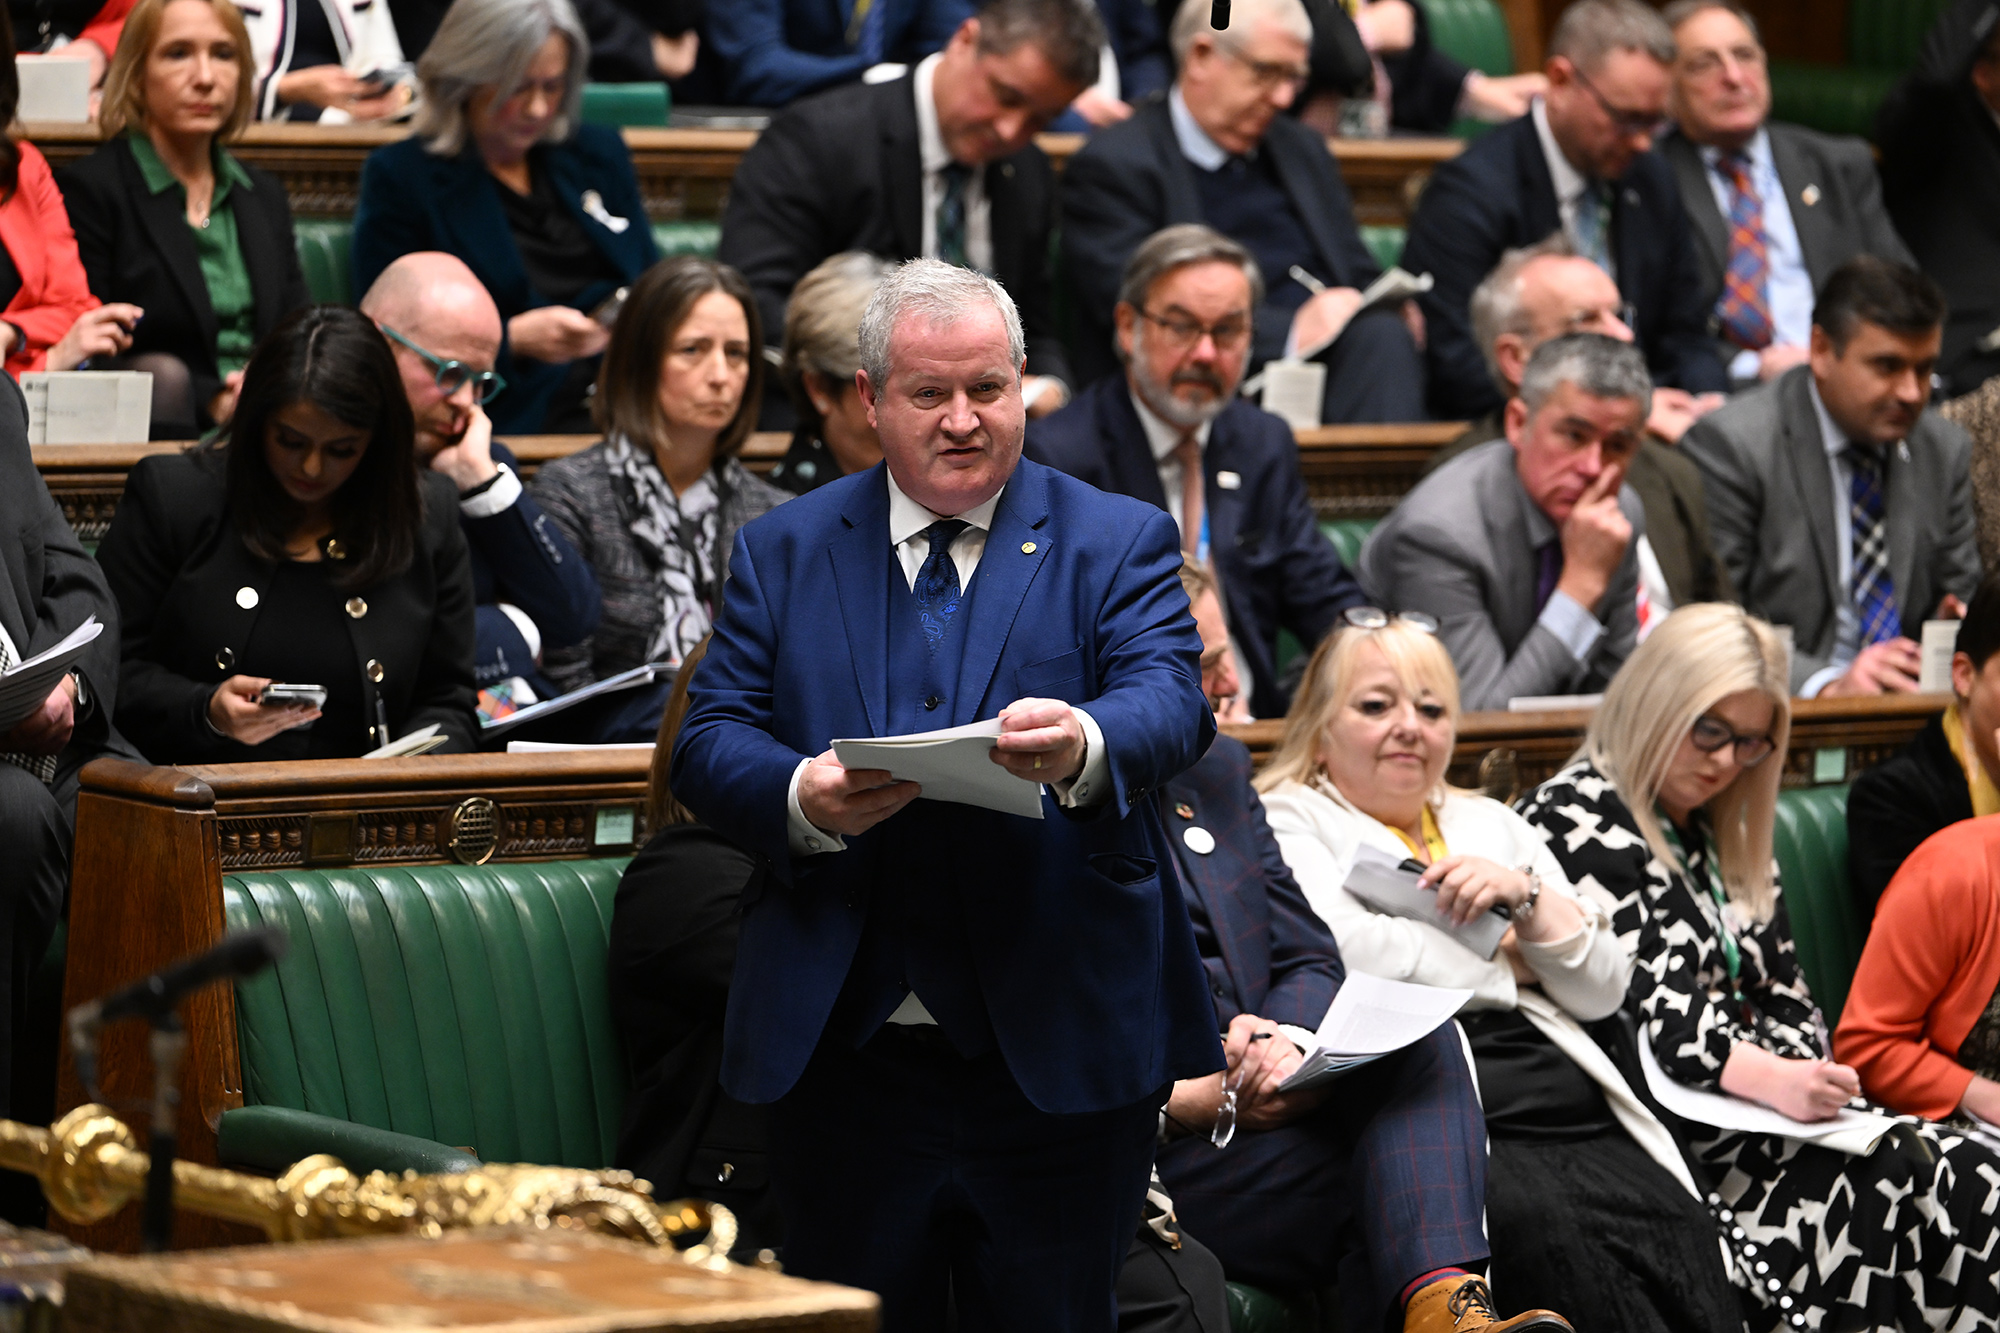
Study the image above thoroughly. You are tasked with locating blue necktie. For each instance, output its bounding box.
[1845,445,1901,645]
[937,163,972,270]
[1573,181,1612,275]
[916,519,969,651]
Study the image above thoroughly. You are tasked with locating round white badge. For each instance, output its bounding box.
[235,586,259,609]
[1183,826,1216,856]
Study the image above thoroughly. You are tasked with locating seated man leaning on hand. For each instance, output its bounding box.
[1681,255,1980,697]
[1027,224,1365,721]
[360,253,602,713]
[1360,334,1647,711]
[1154,556,1569,1333]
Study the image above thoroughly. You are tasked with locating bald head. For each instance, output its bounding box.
[1495,255,1634,393]
[360,253,503,458]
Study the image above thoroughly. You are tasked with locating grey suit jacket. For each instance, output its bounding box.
[1358,438,1643,710]
[1662,123,1912,370]
[1680,366,1981,692]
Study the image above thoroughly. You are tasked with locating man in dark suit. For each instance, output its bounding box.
[1028,225,1364,719]
[1877,0,2000,398]
[0,380,132,1116]
[1400,0,1726,421]
[1682,257,1982,697]
[360,254,602,711]
[1060,0,1427,422]
[1660,1,1911,389]
[672,259,1221,1328]
[1152,558,1567,1333]
[718,0,1099,415]
[1361,334,1648,709]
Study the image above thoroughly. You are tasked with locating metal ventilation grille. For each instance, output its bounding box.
[446,797,499,865]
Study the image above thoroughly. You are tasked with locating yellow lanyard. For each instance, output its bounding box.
[1389,806,1448,864]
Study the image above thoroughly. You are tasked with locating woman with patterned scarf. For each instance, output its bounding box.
[532,257,788,735]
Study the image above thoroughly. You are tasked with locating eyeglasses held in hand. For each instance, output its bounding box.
[1688,714,1774,767]
[1341,607,1440,634]
[1212,1065,1245,1149]
[380,325,508,405]
[1137,307,1253,353]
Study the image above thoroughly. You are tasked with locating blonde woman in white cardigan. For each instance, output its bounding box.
[1256,612,1742,1333]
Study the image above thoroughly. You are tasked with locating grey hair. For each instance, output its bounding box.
[857,259,1027,390]
[1170,0,1311,64]
[413,0,589,156]
[1519,332,1653,414]
[1471,233,1577,391]
[974,0,1105,90]
[1116,224,1266,314]
[1659,0,1760,43]
[783,251,894,416]
[1548,0,1676,71]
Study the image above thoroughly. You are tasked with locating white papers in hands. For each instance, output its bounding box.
[1278,972,1472,1093]
[1343,843,1511,960]
[1636,1035,1897,1154]
[364,723,448,759]
[0,616,103,734]
[832,718,1045,819]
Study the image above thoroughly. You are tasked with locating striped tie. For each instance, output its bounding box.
[1716,153,1774,351]
[1845,444,1901,645]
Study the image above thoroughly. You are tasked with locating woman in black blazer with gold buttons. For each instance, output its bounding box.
[96,305,478,764]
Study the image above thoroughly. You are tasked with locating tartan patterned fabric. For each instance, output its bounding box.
[936,163,972,270]
[1716,153,1774,351]
[1846,444,1902,645]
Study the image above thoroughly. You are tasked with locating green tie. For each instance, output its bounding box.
[937,163,972,270]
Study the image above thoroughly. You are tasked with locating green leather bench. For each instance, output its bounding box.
[580,81,670,128]
[1417,0,1515,140]
[1769,0,1952,139]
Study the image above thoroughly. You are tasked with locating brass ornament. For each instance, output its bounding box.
[443,797,499,865]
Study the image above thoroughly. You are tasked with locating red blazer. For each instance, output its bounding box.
[0,140,99,378]
[77,0,134,63]
[1833,815,2000,1119]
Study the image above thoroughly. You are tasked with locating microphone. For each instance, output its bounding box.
[93,928,290,1026]
[1212,0,1229,27]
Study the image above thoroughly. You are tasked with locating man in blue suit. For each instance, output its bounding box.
[1158,560,1569,1333]
[672,259,1223,1329]
[361,255,601,713]
[1399,0,1726,420]
[1029,225,1365,720]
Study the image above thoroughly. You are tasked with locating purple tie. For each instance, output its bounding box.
[1535,541,1563,615]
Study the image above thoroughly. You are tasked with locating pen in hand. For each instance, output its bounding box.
[1288,265,1327,295]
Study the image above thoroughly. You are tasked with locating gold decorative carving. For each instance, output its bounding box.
[444,797,499,866]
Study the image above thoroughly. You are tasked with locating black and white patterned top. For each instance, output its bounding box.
[1517,758,1818,1089]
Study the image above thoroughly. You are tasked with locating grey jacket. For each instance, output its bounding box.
[530,445,788,693]
[1358,438,1643,711]
[1680,366,1981,692]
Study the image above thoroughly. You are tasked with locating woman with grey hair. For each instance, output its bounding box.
[351,0,657,434]
[768,251,893,497]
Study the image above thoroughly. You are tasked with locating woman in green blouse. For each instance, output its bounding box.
[57,0,310,438]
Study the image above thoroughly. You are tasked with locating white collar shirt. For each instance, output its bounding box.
[1131,383,1214,535]
[1532,98,1615,281]
[1698,127,1813,378]
[915,53,993,274]
[1169,85,1233,171]
[884,465,1002,592]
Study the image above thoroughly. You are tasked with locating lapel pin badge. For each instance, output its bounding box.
[1021,541,1037,554]
[1800,184,1822,207]
[580,190,630,234]
[1174,802,1195,820]
[1217,471,1242,490]
[1183,826,1216,855]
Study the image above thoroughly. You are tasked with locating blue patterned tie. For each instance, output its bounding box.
[1573,181,1612,275]
[1845,445,1901,645]
[916,519,969,652]
[937,163,972,270]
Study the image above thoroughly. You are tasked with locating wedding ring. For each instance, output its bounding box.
[1033,755,1043,770]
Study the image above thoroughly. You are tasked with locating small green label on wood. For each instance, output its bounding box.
[1813,748,1847,785]
[594,805,637,847]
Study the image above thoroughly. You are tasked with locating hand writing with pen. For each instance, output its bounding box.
[1162,1013,1329,1145]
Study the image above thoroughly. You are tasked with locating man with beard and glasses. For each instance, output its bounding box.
[1028,224,1364,719]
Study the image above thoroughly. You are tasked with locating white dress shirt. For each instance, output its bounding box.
[1531,98,1615,282]
[915,53,993,274]
[1168,85,1230,172]
[1698,128,1814,381]
[1799,378,1871,697]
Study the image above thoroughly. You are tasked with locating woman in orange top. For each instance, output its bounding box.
[0,11,141,378]
[1834,816,2000,1123]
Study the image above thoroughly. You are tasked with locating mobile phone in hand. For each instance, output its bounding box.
[257,682,327,709]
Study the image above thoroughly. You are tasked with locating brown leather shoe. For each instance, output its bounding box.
[1402,1274,1575,1333]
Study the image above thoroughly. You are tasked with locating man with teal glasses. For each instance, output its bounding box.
[361,253,602,721]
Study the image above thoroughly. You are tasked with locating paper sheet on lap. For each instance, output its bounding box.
[1637,1036,1898,1153]
[0,617,102,734]
[1278,972,1472,1092]
[833,718,1045,819]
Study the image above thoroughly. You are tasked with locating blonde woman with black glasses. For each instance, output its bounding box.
[1519,602,2000,1333]
[1258,608,1743,1333]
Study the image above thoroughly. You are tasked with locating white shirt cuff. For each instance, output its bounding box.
[1050,706,1109,808]
[458,463,522,519]
[786,757,847,857]
[494,602,542,663]
[1536,589,1606,664]
[1728,347,1761,383]
[1799,664,1843,699]
[1278,1023,1318,1056]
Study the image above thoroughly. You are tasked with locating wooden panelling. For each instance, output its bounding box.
[22,123,1460,226]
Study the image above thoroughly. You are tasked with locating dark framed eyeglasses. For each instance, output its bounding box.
[1216,41,1311,96]
[380,325,508,405]
[1571,65,1668,139]
[1689,714,1774,767]
[1341,607,1439,634]
[1137,307,1253,352]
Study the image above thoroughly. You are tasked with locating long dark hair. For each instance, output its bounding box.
[594,257,763,461]
[223,306,421,589]
[0,10,22,204]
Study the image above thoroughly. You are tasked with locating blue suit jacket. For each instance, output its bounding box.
[1026,377,1366,718]
[672,458,1224,1114]
[1399,113,1726,420]
[352,128,658,433]
[466,441,602,689]
[1164,736,1342,1032]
